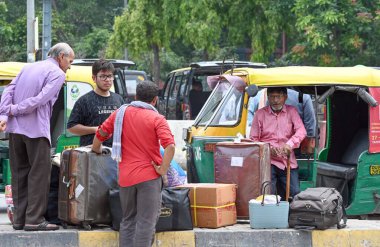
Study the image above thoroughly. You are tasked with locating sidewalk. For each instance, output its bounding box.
[0,212,380,247]
[1,193,380,247]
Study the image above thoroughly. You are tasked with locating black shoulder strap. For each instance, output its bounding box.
[337,204,347,229]
[298,92,304,104]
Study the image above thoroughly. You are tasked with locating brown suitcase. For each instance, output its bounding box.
[214,142,271,219]
[58,147,118,229]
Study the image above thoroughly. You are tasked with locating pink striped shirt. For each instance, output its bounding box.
[250,104,306,170]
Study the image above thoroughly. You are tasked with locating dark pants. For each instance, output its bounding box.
[119,177,162,247]
[271,165,300,200]
[9,133,51,226]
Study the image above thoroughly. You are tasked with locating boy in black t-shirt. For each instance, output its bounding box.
[67,59,124,147]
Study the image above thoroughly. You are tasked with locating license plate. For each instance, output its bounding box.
[370,165,380,175]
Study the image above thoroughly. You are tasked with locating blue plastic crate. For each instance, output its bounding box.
[249,200,289,229]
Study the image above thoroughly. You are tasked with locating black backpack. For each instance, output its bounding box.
[289,187,347,230]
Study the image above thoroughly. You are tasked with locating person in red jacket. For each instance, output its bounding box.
[92,80,175,247]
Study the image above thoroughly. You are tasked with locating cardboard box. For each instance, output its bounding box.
[177,183,237,228]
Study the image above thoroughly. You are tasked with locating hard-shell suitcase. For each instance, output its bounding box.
[58,147,118,229]
[214,142,271,219]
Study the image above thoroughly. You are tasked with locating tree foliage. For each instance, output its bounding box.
[0,0,122,61]
[107,0,173,82]
[290,0,380,66]
[2,0,380,79]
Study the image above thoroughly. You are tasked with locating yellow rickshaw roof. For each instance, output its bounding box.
[0,62,25,80]
[0,61,95,87]
[231,66,380,87]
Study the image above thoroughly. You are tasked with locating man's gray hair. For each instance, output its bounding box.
[48,43,73,58]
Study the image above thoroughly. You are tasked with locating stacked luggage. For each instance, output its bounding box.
[214,142,271,219]
[58,147,118,229]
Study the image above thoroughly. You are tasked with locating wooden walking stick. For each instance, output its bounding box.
[285,153,291,201]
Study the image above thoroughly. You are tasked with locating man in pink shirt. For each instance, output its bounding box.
[92,80,175,247]
[250,87,306,199]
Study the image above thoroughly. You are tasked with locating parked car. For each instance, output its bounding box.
[158,61,266,120]
[123,69,148,102]
[71,58,135,102]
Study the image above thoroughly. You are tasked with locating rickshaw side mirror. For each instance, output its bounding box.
[246,85,259,97]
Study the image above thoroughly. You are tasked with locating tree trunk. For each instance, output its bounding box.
[152,43,161,86]
[202,49,209,61]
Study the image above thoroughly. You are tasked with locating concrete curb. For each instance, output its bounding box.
[312,229,380,247]
[195,228,311,247]
[0,230,77,247]
[0,220,379,247]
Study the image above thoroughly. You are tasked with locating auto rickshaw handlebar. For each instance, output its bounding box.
[317,86,378,107]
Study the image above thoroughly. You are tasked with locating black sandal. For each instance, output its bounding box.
[24,221,59,231]
[13,224,24,230]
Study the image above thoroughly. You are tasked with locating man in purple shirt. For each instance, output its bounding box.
[0,43,75,231]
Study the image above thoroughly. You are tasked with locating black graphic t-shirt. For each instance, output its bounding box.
[67,91,124,147]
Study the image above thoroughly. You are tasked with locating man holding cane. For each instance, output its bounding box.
[249,87,306,200]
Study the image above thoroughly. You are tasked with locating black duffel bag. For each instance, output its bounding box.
[156,187,193,232]
[109,187,193,232]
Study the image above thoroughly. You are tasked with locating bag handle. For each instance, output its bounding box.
[260,181,279,206]
[294,225,316,231]
[335,198,347,229]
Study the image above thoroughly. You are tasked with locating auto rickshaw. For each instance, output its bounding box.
[183,66,380,217]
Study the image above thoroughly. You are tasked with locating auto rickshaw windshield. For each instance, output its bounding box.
[195,77,245,127]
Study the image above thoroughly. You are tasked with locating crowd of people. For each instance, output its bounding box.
[0,42,315,246]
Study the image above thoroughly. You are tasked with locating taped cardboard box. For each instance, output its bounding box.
[177,183,237,228]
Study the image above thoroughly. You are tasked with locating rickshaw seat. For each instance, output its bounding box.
[317,128,368,178]
[316,128,368,206]
[316,162,356,180]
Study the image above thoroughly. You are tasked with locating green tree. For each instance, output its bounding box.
[226,0,296,63]
[75,28,111,58]
[107,0,174,83]
[175,1,226,60]
[0,1,28,61]
[0,0,123,61]
[290,0,380,66]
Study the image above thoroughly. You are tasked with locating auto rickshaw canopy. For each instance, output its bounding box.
[231,66,380,87]
[0,61,95,88]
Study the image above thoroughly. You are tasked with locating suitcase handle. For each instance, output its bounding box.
[62,176,71,188]
[62,176,75,199]
[297,217,316,223]
[260,181,280,206]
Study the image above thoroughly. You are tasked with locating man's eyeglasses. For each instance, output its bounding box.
[97,74,114,80]
[268,94,285,100]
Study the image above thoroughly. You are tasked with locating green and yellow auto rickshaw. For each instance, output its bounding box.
[183,66,380,217]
